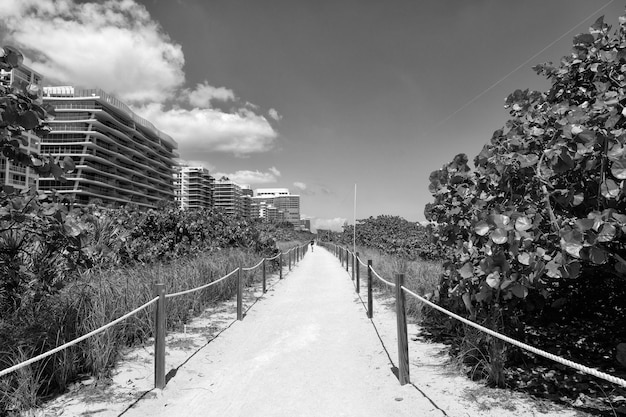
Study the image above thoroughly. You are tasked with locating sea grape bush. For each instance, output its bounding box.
[349,215,441,260]
[325,215,441,261]
[426,15,626,322]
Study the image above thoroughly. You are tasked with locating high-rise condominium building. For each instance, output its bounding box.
[0,64,42,191]
[252,188,300,225]
[213,177,247,217]
[174,166,214,210]
[40,87,178,208]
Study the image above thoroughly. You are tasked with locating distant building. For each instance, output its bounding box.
[174,165,214,210]
[214,177,246,217]
[298,219,311,232]
[252,188,300,225]
[0,64,42,191]
[40,87,178,208]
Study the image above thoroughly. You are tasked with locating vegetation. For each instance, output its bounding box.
[0,45,306,415]
[319,215,441,261]
[424,13,626,414]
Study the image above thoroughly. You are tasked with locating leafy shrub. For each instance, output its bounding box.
[425,15,626,387]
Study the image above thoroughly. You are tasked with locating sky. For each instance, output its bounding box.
[0,0,623,231]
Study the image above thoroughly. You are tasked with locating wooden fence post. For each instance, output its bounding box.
[351,252,355,281]
[154,283,166,389]
[289,249,292,270]
[262,259,267,293]
[395,274,410,385]
[345,248,349,272]
[367,260,373,318]
[355,252,360,293]
[237,268,243,320]
[279,253,283,279]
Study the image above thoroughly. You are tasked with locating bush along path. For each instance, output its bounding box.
[422,11,626,414]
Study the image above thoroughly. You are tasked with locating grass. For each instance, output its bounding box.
[0,245,295,415]
[350,246,443,321]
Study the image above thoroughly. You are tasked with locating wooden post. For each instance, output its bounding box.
[367,260,373,318]
[351,252,355,280]
[345,248,349,272]
[279,253,283,279]
[262,259,267,293]
[237,268,243,320]
[154,283,166,389]
[355,252,360,293]
[395,274,410,385]
[289,249,292,270]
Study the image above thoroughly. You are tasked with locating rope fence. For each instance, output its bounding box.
[322,242,626,389]
[0,242,311,390]
[0,296,159,378]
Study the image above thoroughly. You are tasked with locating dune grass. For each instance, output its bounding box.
[0,246,292,414]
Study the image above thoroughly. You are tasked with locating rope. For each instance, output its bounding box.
[370,266,395,287]
[242,259,265,272]
[266,253,281,261]
[166,268,239,299]
[400,286,626,388]
[0,296,159,378]
[357,257,368,268]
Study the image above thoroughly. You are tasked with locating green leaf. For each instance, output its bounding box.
[573,33,594,45]
[515,216,532,232]
[62,156,75,172]
[490,228,508,244]
[601,179,621,199]
[510,284,528,299]
[486,271,501,288]
[517,252,531,265]
[611,159,626,179]
[16,110,39,130]
[588,246,608,264]
[562,261,581,279]
[596,223,616,242]
[575,218,595,231]
[474,221,490,236]
[458,262,473,278]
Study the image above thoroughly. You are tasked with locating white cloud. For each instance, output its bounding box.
[0,0,280,158]
[213,168,280,186]
[269,166,281,177]
[268,108,282,121]
[184,81,235,107]
[0,0,185,104]
[313,218,347,232]
[293,182,307,191]
[136,103,277,156]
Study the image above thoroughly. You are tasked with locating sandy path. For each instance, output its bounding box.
[123,247,443,417]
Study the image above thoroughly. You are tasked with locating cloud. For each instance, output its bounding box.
[0,0,185,104]
[136,103,277,156]
[268,108,282,121]
[183,81,235,107]
[213,168,281,186]
[269,166,281,177]
[313,218,347,232]
[0,0,280,158]
[293,182,307,191]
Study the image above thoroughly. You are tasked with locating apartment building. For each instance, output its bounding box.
[174,165,214,210]
[252,188,300,225]
[213,177,246,217]
[0,64,43,191]
[40,87,178,208]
